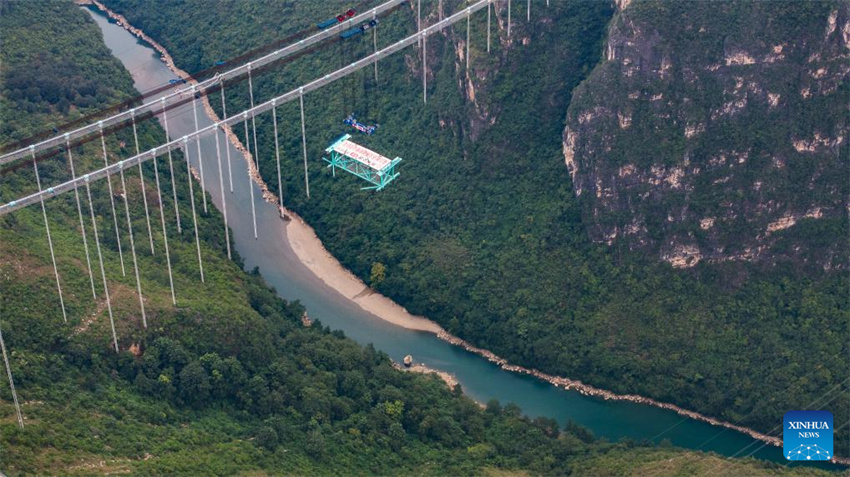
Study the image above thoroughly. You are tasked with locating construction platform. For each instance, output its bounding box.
[323,134,401,190]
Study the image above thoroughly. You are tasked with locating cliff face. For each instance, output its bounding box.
[564,1,849,270]
[414,0,528,142]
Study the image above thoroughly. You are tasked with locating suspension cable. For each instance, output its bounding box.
[32,148,67,322]
[272,101,283,211]
[248,66,261,185]
[2,1,496,217]
[467,10,471,70]
[190,86,209,214]
[243,112,259,238]
[83,177,119,352]
[0,324,23,429]
[373,9,379,82]
[423,33,428,104]
[220,80,234,193]
[487,0,492,52]
[65,135,97,299]
[508,0,512,37]
[131,112,155,254]
[0,0,409,167]
[182,137,205,283]
[149,150,177,304]
[117,158,147,327]
[99,125,126,276]
[213,126,232,260]
[299,88,310,198]
[160,98,182,234]
[247,66,264,232]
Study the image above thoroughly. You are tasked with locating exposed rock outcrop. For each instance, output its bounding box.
[564,1,849,270]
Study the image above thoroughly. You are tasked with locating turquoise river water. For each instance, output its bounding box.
[83,6,838,469]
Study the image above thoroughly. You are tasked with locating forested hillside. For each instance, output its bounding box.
[0,1,760,474]
[101,0,848,456]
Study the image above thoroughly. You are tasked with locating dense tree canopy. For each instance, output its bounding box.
[101,0,849,455]
[0,0,843,474]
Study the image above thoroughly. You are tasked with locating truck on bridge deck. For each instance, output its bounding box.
[317,8,356,29]
[341,19,379,39]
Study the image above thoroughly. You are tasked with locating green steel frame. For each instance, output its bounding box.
[322,135,402,191]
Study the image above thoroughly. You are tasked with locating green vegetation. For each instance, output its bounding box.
[0,1,640,474]
[370,262,386,287]
[1,2,802,475]
[0,0,843,474]
[564,0,848,268]
[570,448,833,477]
[101,0,849,457]
[101,0,850,458]
[0,0,134,141]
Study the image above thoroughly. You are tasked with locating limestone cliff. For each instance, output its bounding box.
[564,0,848,270]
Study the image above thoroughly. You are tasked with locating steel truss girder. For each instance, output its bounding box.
[0,0,489,216]
[323,150,401,191]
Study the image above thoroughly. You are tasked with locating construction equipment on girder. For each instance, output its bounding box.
[0,0,503,426]
[1,0,494,216]
[323,134,401,190]
[343,113,379,135]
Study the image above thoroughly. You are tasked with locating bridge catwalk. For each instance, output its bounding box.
[1,0,494,216]
[0,0,525,429]
[0,0,409,166]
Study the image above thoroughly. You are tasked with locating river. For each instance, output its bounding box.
[83,6,821,467]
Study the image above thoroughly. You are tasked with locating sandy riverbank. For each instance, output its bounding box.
[83,3,850,465]
[393,362,459,390]
[284,214,444,333]
[83,0,443,335]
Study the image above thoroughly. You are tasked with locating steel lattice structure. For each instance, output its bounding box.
[323,134,402,190]
[0,0,525,428]
[0,0,493,216]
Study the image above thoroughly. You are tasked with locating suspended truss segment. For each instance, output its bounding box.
[0,0,491,216]
[323,134,401,191]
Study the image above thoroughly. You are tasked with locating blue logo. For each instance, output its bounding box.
[784,410,833,461]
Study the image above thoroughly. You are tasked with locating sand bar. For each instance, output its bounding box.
[285,213,444,334]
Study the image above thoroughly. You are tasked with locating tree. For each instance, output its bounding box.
[178,361,211,405]
[370,262,386,287]
[380,400,404,420]
[255,426,279,451]
[305,428,326,459]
